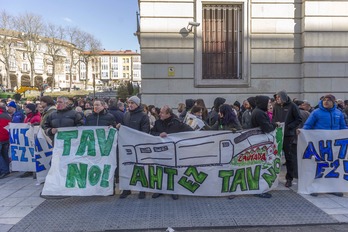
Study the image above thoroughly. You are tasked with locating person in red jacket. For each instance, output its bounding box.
[20,103,42,178]
[0,102,12,179]
[24,103,41,125]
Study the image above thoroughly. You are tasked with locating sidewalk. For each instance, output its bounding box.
[1,170,348,232]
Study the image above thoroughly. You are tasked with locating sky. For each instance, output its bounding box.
[1,0,140,52]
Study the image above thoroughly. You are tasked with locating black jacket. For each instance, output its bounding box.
[122,106,150,133]
[150,115,193,136]
[272,91,302,137]
[108,107,124,124]
[85,109,116,127]
[251,96,277,133]
[44,106,84,140]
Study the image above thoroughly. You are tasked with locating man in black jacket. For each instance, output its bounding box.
[118,95,150,199]
[44,96,84,144]
[85,99,116,127]
[150,105,193,200]
[272,90,302,188]
[108,99,124,124]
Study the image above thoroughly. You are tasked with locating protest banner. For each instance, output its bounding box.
[41,126,117,196]
[9,123,36,172]
[33,126,53,184]
[297,129,348,194]
[118,125,284,196]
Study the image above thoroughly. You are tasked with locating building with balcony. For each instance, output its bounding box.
[0,29,141,91]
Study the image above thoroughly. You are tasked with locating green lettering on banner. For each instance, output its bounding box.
[76,130,96,156]
[66,163,87,188]
[219,170,234,192]
[57,130,78,156]
[149,166,163,190]
[130,165,148,187]
[246,166,261,190]
[262,167,277,188]
[96,128,116,156]
[164,167,177,191]
[230,168,247,192]
[273,158,281,174]
[100,164,111,188]
[88,165,101,186]
[178,166,208,193]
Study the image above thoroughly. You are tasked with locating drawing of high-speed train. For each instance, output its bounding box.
[121,128,277,168]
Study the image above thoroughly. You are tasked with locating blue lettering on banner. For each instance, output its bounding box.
[303,139,348,180]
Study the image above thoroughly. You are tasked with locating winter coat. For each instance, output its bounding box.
[24,112,41,125]
[44,106,84,140]
[40,105,56,129]
[0,107,11,142]
[108,107,124,124]
[211,118,242,132]
[85,109,116,127]
[122,106,150,133]
[251,96,278,133]
[206,97,226,126]
[303,100,348,130]
[150,114,193,136]
[272,90,302,137]
[242,109,252,129]
[11,110,25,123]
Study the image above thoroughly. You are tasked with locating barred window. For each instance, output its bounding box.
[202,4,242,80]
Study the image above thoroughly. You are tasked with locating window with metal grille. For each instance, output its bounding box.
[202,4,242,80]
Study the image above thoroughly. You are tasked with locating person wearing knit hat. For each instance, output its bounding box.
[7,101,16,109]
[118,95,150,200]
[128,96,140,106]
[24,103,41,125]
[7,101,25,123]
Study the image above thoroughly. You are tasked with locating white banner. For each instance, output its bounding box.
[9,123,36,172]
[41,126,117,196]
[34,126,53,184]
[118,125,284,196]
[298,129,348,194]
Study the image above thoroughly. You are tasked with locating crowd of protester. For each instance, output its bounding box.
[1,91,348,199]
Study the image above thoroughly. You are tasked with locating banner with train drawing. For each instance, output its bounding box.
[119,125,284,196]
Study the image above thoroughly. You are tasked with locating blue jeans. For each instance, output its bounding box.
[0,142,10,174]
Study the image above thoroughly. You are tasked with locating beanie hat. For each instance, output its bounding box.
[128,96,140,106]
[233,101,241,108]
[323,94,336,103]
[8,101,17,108]
[25,103,36,112]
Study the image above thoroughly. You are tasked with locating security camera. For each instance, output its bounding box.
[188,21,200,27]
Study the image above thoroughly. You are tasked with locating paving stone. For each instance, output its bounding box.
[10,190,337,231]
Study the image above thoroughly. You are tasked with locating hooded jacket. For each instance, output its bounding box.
[251,96,277,133]
[272,90,302,136]
[122,106,150,133]
[242,96,257,129]
[303,100,348,130]
[207,97,226,126]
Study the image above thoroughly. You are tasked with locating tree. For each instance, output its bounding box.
[15,12,44,87]
[43,23,65,90]
[75,31,101,97]
[65,26,80,93]
[0,10,16,89]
